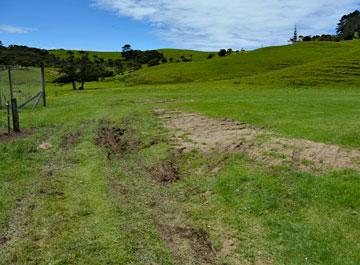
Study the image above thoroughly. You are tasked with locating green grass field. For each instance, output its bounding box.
[1,41,360,264]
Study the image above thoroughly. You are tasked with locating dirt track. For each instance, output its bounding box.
[155,109,360,172]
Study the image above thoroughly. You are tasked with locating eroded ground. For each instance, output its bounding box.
[155,109,360,172]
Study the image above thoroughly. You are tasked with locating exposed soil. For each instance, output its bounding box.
[60,131,82,150]
[154,109,360,172]
[158,224,217,264]
[0,130,31,142]
[0,237,8,245]
[96,120,140,157]
[147,160,180,184]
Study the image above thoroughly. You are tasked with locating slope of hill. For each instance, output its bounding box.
[49,49,122,60]
[241,50,360,87]
[126,41,360,85]
[159,49,215,62]
[49,48,213,62]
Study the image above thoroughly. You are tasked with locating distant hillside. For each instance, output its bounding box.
[241,50,360,87]
[49,48,213,62]
[49,49,122,60]
[125,41,360,85]
[158,49,216,62]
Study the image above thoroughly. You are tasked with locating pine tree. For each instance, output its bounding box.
[290,25,298,44]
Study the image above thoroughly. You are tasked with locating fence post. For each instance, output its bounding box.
[11,98,20,132]
[0,72,2,109]
[41,65,46,107]
[8,67,14,99]
[8,66,20,132]
[6,101,10,134]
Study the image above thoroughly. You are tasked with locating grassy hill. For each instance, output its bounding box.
[126,41,360,85]
[159,49,215,62]
[50,42,360,87]
[49,48,213,62]
[49,49,122,60]
[241,50,360,87]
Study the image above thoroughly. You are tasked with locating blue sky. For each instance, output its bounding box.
[1,0,359,51]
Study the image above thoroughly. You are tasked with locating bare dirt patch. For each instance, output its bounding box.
[0,237,8,245]
[158,224,217,264]
[0,130,32,142]
[96,119,140,157]
[154,109,360,172]
[147,160,180,184]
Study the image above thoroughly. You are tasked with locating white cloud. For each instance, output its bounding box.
[0,24,31,34]
[93,0,359,50]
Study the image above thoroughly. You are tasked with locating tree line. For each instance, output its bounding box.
[291,10,360,43]
[0,43,167,89]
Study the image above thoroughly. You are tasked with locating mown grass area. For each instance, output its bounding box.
[2,41,360,264]
[47,80,360,148]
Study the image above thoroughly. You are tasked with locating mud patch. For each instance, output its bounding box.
[38,189,65,197]
[158,224,217,264]
[0,130,32,142]
[147,160,180,184]
[60,131,82,150]
[0,236,8,245]
[96,119,140,157]
[155,109,360,173]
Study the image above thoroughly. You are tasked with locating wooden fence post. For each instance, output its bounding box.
[11,98,20,132]
[0,73,2,110]
[41,65,46,107]
[6,101,10,134]
[8,67,14,99]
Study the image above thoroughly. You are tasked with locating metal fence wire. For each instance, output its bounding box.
[0,66,45,132]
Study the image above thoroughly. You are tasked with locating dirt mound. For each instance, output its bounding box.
[147,160,180,184]
[155,109,360,172]
[158,224,217,264]
[96,120,140,156]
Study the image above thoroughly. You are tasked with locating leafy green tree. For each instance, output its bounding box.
[122,44,132,53]
[337,10,360,40]
[0,44,58,66]
[112,59,124,75]
[56,51,110,90]
[218,49,227,57]
[120,44,165,67]
[57,51,78,90]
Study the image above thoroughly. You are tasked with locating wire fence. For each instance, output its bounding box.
[0,66,46,133]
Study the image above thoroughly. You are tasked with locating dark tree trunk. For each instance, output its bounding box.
[72,81,77,90]
[79,81,84,90]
